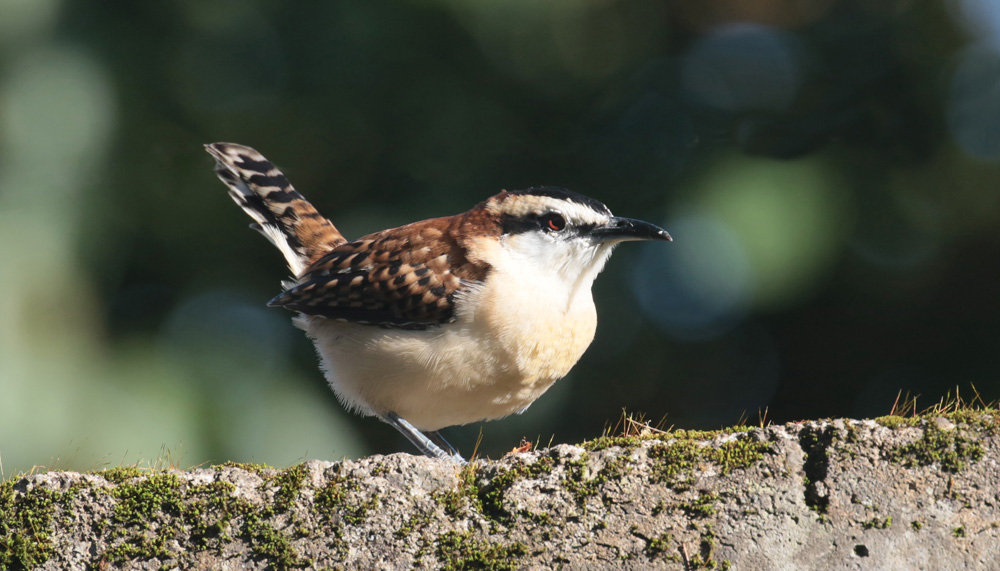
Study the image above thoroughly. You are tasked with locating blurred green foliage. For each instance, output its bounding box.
[2,0,1000,475]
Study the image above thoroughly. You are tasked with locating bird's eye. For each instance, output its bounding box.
[543,213,566,232]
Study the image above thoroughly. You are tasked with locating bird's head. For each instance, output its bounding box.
[481,186,671,280]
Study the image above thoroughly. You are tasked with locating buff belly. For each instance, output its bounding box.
[294,284,598,431]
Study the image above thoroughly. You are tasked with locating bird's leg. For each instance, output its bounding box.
[384,412,468,464]
[428,430,466,464]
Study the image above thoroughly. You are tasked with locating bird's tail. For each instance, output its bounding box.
[205,143,347,277]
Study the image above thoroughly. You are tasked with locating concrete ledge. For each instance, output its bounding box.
[3,413,998,570]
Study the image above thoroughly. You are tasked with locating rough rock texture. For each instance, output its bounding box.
[2,414,999,570]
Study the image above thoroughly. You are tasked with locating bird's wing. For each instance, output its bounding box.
[268,217,490,329]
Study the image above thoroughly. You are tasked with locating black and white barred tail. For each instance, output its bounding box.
[205,143,346,277]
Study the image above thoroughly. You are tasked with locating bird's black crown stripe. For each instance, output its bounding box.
[508,186,612,216]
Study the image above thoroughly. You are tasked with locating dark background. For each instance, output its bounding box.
[3,0,1000,474]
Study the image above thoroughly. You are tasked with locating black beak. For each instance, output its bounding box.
[591,216,672,243]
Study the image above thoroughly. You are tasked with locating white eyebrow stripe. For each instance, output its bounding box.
[490,195,613,226]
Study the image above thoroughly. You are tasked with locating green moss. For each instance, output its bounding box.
[434,531,527,571]
[184,480,239,546]
[311,464,373,559]
[910,520,923,531]
[94,464,313,570]
[582,434,647,452]
[953,525,966,538]
[837,423,861,458]
[873,415,922,428]
[714,439,769,474]
[436,456,559,525]
[434,450,634,530]
[308,463,382,563]
[563,451,633,507]
[684,523,722,569]
[487,456,554,517]
[701,524,716,556]
[103,533,174,565]
[889,425,985,473]
[343,494,379,526]
[939,408,1000,430]
[2,463,346,570]
[97,466,146,484]
[583,423,756,454]
[643,532,675,560]
[244,518,305,567]
[648,440,700,486]
[862,516,892,530]
[435,462,483,518]
[395,512,435,539]
[111,473,184,528]
[0,479,75,570]
[314,471,349,512]
[876,405,999,432]
[652,499,668,516]
[213,460,273,477]
[680,492,719,518]
[98,473,185,566]
[580,412,663,452]
[272,464,309,512]
[671,429,720,440]
[648,434,771,489]
[223,478,309,570]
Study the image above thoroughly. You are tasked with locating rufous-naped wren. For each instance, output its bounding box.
[206,143,671,462]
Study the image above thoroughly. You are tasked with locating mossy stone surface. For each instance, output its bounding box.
[2,413,998,569]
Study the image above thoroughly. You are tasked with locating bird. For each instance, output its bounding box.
[205,142,672,463]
